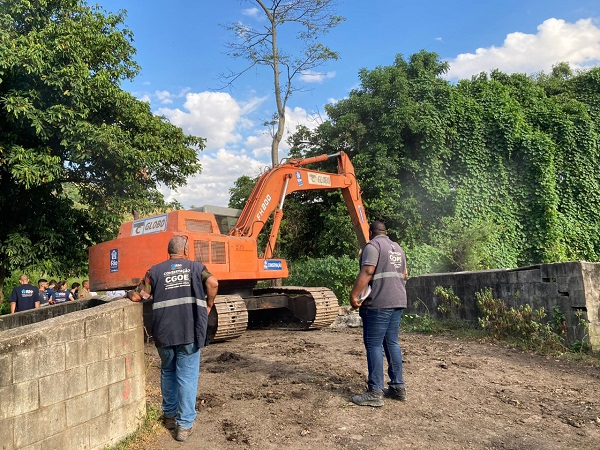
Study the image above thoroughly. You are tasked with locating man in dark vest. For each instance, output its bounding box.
[128,235,218,441]
[349,220,408,406]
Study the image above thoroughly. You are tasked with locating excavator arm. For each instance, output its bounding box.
[230,151,369,257]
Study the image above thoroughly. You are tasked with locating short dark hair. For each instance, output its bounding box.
[38,278,48,285]
[71,282,80,289]
[369,220,387,235]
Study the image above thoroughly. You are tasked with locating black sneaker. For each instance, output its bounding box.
[161,415,177,430]
[351,389,384,407]
[383,386,406,401]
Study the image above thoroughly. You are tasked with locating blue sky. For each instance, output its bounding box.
[94,1,600,208]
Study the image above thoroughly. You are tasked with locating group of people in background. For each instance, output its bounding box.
[8,275,97,313]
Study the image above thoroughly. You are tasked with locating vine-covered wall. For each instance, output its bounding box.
[281,53,600,273]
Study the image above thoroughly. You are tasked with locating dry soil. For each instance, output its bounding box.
[135,321,600,450]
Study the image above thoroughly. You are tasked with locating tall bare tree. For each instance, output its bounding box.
[225,0,344,166]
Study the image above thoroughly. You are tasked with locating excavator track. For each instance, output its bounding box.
[251,286,339,330]
[298,287,340,329]
[207,294,249,343]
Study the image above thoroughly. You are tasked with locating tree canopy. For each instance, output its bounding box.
[232,51,600,274]
[0,0,204,295]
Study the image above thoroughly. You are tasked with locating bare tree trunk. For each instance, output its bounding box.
[271,114,286,166]
[270,4,284,167]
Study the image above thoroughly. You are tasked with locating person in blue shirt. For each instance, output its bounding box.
[49,281,75,304]
[37,278,50,306]
[46,279,57,299]
[9,274,40,313]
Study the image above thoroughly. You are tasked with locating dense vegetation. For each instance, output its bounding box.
[0,0,203,298]
[239,52,600,282]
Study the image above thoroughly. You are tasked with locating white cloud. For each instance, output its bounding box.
[154,88,191,105]
[155,90,173,104]
[156,92,244,149]
[241,7,259,18]
[244,132,273,159]
[156,91,269,150]
[447,18,600,79]
[243,105,323,159]
[300,70,336,83]
[158,100,326,208]
[162,149,267,208]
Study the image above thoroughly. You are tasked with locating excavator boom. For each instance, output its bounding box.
[232,151,369,251]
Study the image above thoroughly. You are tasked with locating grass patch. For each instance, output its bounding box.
[405,287,600,366]
[104,404,162,450]
[402,313,483,338]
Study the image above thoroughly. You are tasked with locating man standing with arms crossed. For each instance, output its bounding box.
[128,235,218,441]
[349,220,408,407]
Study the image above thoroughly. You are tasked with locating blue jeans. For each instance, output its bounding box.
[359,308,404,392]
[157,343,201,429]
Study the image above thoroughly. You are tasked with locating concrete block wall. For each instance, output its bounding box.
[406,261,600,348]
[0,299,146,450]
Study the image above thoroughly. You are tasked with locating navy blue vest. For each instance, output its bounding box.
[149,258,209,348]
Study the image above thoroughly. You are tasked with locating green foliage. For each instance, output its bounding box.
[404,243,444,276]
[550,306,567,337]
[285,255,359,305]
[434,286,461,319]
[402,299,480,335]
[0,298,9,315]
[228,175,258,210]
[402,299,432,333]
[276,52,600,270]
[401,313,432,334]
[571,309,591,353]
[475,287,565,353]
[430,217,499,272]
[0,0,204,291]
[0,268,90,314]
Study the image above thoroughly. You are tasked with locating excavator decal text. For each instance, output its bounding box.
[307,172,331,186]
[256,194,272,222]
[131,215,168,236]
[264,260,283,270]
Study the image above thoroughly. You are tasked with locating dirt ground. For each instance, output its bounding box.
[136,318,600,450]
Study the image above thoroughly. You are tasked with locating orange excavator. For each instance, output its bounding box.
[88,151,369,341]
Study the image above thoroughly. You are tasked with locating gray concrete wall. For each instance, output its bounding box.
[406,261,600,348]
[0,299,146,450]
[0,297,111,332]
